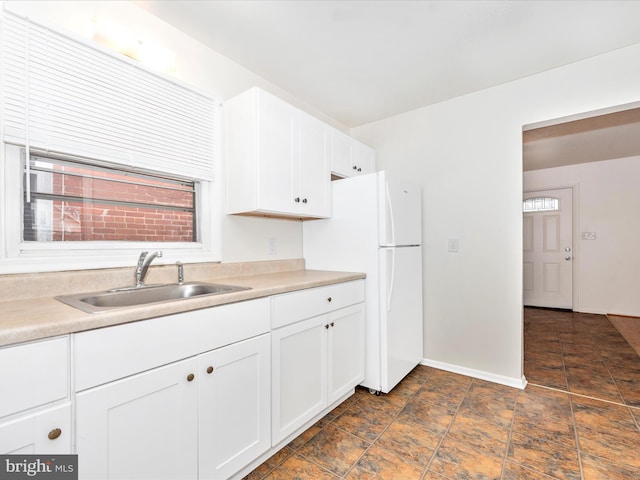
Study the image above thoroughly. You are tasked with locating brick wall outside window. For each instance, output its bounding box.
[25,159,196,242]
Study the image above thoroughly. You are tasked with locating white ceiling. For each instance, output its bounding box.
[135,0,640,167]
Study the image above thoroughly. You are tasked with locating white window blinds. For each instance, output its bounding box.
[1,11,217,180]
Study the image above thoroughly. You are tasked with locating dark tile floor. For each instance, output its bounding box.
[245,308,640,479]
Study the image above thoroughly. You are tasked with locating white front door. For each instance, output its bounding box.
[523,188,573,309]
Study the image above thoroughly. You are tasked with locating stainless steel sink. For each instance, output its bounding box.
[55,282,251,313]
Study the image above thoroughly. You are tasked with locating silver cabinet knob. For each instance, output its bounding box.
[565,256,572,261]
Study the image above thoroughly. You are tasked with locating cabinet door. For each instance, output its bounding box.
[76,358,199,480]
[298,112,330,217]
[327,304,365,404]
[330,128,354,178]
[0,404,71,454]
[257,90,298,214]
[352,141,376,176]
[198,334,270,479]
[271,315,327,444]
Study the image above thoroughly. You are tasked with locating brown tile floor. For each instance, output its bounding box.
[245,308,640,479]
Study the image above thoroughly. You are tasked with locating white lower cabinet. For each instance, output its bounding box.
[271,315,327,444]
[198,334,271,479]
[4,282,364,479]
[76,357,199,480]
[0,403,71,454]
[327,304,366,403]
[76,334,271,480]
[0,336,71,455]
[271,300,364,445]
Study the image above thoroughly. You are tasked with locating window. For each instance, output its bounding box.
[0,11,220,273]
[24,153,197,243]
[523,197,559,212]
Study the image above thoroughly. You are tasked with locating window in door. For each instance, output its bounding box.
[523,196,559,213]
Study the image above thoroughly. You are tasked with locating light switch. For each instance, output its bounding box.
[581,232,596,240]
[448,238,459,253]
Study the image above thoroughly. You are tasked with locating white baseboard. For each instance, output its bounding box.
[421,358,528,390]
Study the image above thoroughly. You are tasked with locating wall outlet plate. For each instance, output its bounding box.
[268,237,277,255]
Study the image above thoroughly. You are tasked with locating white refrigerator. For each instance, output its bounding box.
[303,171,423,394]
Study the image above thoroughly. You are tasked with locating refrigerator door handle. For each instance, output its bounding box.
[386,248,396,312]
[385,182,396,246]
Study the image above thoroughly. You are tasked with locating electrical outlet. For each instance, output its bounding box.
[448,238,459,253]
[582,232,596,240]
[268,237,277,255]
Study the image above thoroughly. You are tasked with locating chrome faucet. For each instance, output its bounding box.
[134,251,163,287]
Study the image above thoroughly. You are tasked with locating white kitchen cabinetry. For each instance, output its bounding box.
[226,87,330,219]
[0,336,71,454]
[327,304,366,403]
[271,315,326,444]
[198,335,270,479]
[352,140,376,176]
[0,404,71,455]
[76,357,199,480]
[271,281,365,444]
[330,128,376,179]
[74,299,271,480]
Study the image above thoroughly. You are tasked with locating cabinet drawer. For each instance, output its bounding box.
[271,280,364,328]
[74,298,270,391]
[0,336,69,419]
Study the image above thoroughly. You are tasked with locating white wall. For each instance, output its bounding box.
[524,156,640,317]
[352,43,640,386]
[10,1,640,382]
[5,0,348,264]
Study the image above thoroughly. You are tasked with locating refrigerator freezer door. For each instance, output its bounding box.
[379,246,423,393]
[378,173,422,247]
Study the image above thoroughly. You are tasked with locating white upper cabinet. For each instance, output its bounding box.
[352,139,376,176]
[330,128,354,178]
[298,112,331,216]
[225,87,331,219]
[330,128,376,179]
